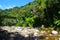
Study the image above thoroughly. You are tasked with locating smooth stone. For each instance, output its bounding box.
[52,30,58,35]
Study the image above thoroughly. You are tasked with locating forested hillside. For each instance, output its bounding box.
[0,0,60,29]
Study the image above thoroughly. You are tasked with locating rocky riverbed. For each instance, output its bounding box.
[0,26,60,40]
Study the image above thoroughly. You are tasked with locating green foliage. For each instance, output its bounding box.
[54,11,60,26]
[2,18,17,26]
[58,11,60,14]
[54,20,60,25]
[0,0,60,29]
[25,16,35,27]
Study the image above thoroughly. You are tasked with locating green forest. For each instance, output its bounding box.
[0,0,60,29]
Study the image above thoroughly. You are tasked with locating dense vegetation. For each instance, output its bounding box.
[0,0,60,29]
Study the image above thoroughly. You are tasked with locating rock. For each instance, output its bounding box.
[51,30,58,35]
[58,38,60,40]
[49,34,53,36]
[34,32,38,36]
[25,35,29,37]
[1,26,40,37]
[45,36,49,39]
[41,25,44,28]
[40,31,46,34]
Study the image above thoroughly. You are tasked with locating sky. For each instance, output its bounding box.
[0,0,34,9]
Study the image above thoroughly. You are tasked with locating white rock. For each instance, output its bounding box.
[40,31,46,34]
[41,25,44,28]
[1,26,40,37]
[25,34,29,37]
[34,32,38,36]
[49,34,53,36]
[45,36,49,39]
[52,30,58,35]
[58,38,60,40]
[35,29,39,32]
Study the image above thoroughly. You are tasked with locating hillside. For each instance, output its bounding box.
[0,0,60,29]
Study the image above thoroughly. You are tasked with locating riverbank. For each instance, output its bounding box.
[0,26,60,40]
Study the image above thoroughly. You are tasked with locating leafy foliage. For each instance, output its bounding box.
[0,0,60,28]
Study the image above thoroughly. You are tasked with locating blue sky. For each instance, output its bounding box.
[0,0,34,9]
